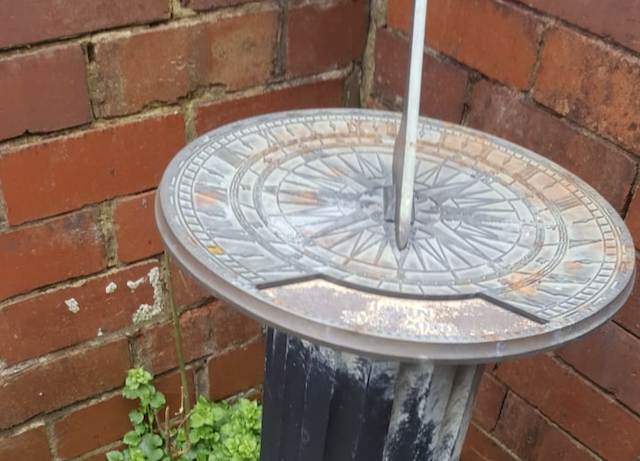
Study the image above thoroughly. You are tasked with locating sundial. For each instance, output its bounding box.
[157,110,634,361]
[156,0,635,459]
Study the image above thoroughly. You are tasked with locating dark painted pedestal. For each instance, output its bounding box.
[261,329,481,461]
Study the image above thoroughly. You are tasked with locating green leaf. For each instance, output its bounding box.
[123,431,141,446]
[188,430,201,445]
[210,406,227,423]
[190,412,206,428]
[150,392,166,410]
[106,451,124,461]
[138,433,164,461]
[117,368,263,461]
[129,410,144,425]
[123,387,140,400]
[129,449,146,461]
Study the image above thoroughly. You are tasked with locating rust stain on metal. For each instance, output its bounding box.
[296,191,319,202]
[195,191,223,203]
[207,245,225,255]
[564,261,583,270]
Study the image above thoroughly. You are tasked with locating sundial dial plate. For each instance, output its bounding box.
[157,109,635,362]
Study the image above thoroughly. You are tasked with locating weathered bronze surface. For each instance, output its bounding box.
[156,109,635,363]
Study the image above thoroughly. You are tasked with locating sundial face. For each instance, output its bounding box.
[158,109,635,362]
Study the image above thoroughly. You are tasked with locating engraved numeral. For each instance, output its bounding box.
[518,164,538,181]
[556,195,581,212]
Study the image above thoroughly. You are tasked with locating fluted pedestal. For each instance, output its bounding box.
[261,329,482,461]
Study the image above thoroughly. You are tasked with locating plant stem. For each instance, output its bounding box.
[163,251,191,429]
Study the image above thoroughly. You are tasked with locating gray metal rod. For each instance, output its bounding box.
[392,0,428,250]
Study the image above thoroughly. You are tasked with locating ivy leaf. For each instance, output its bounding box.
[129,410,144,425]
[123,431,141,446]
[211,406,227,423]
[190,411,206,428]
[129,449,147,461]
[150,392,166,410]
[189,429,201,445]
[123,387,140,400]
[139,433,165,461]
[106,451,124,461]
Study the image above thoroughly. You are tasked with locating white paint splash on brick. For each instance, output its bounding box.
[133,304,162,324]
[105,282,117,294]
[65,298,80,314]
[148,267,163,310]
[127,277,145,291]
[131,266,165,325]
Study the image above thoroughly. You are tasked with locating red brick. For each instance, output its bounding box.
[515,0,640,54]
[51,370,195,460]
[182,0,252,11]
[154,369,197,421]
[93,11,277,117]
[494,392,598,460]
[535,27,640,154]
[208,338,265,400]
[496,354,640,460]
[467,79,635,212]
[0,44,91,141]
[0,112,185,225]
[169,260,212,309]
[472,373,506,431]
[387,0,412,33]
[114,191,163,263]
[460,423,517,461]
[366,99,389,111]
[373,28,468,123]
[135,303,219,374]
[557,322,640,415]
[0,210,106,303]
[425,0,543,89]
[0,0,169,49]
[0,338,130,430]
[80,446,125,461]
[195,79,345,134]
[287,0,369,77]
[213,304,263,350]
[0,426,51,461]
[52,395,136,459]
[616,257,640,336]
[0,261,158,365]
[241,388,264,403]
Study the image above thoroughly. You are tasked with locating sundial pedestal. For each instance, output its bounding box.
[261,330,482,461]
[156,109,635,461]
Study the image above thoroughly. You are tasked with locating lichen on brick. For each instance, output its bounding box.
[127,277,145,291]
[65,298,80,314]
[132,303,162,324]
[131,266,165,325]
[105,281,117,294]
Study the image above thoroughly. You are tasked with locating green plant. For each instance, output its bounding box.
[106,368,262,461]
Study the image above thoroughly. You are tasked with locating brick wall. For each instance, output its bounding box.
[367,0,640,459]
[0,0,367,459]
[3,0,639,459]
